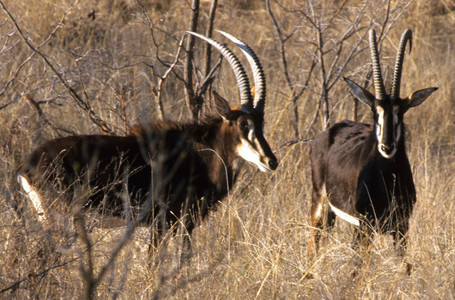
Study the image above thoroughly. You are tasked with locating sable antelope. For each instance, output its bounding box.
[308,29,437,258]
[17,31,278,255]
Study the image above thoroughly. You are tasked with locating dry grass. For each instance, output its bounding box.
[1,0,454,298]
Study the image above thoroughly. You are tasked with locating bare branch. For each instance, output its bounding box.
[0,0,114,134]
[266,0,295,91]
[204,0,218,77]
[267,0,312,137]
[0,255,82,295]
[184,0,200,120]
[199,56,222,97]
[154,35,186,120]
[0,0,75,99]
[74,209,96,300]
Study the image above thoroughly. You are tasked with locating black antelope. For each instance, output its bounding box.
[308,29,437,258]
[17,31,278,255]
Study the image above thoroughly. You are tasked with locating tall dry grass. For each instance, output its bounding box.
[0,0,454,298]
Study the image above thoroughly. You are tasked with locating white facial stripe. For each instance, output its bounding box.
[376,105,384,140]
[247,119,255,143]
[328,202,360,226]
[237,118,273,172]
[376,104,403,158]
[395,122,401,143]
[393,105,401,142]
[393,105,400,116]
[18,175,47,222]
[237,138,270,172]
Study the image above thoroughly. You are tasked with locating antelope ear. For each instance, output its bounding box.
[344,77,376,108]
[404,87,438,109]
[213,91,233,120]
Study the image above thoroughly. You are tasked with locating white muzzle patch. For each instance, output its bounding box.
[236,139,269,172]
[378,143,397,159]
[236,119,272,172]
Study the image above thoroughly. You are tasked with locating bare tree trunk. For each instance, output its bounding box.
[204,0,218,77]
[184,0,200,120]
[316,28,330,129]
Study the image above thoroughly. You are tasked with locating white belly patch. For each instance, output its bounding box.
[328,202,360,226]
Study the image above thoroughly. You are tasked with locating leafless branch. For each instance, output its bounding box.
[74,190,140,299]
[184,0,200,120]
[199,56,222,97]
[0,0,75,101]
[267,0,314,138]
[0,255,82,295]
[266,0,304,92]
[204,0,218,78]
[153,35,186,120]
[0,0,114,134]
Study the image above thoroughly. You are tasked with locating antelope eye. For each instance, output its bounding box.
[240,120,249,131]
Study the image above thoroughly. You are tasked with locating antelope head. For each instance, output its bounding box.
[187,31,278,172]
[345,29,438,158]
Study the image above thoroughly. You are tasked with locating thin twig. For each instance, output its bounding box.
[154,35,186,120]
[199,55,222,96]
[276,138,313,151]
[204,0,217,77]
[266,0,311,138]
[0,0,114,134]
[0,254,82,294]
[266,0,297,91]
[0,0,75,101]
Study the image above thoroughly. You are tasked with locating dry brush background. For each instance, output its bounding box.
[0,0,454,298]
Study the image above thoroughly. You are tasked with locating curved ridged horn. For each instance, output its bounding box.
[215,30,266,114]
[369,29,386,101]
[391,29,412,99]
[186,31,253,112]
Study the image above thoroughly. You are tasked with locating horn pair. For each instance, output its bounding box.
[186,30,266,113]
[369,28,412,100]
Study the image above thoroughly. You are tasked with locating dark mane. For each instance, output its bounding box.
[129,115,223,142]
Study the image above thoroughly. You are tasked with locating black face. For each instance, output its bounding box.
[374,98,403,158]
[213,91,278,172]
[343,77,428,160]
[233,113,278,172]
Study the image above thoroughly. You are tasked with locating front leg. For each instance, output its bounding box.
[308,187,323,259]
